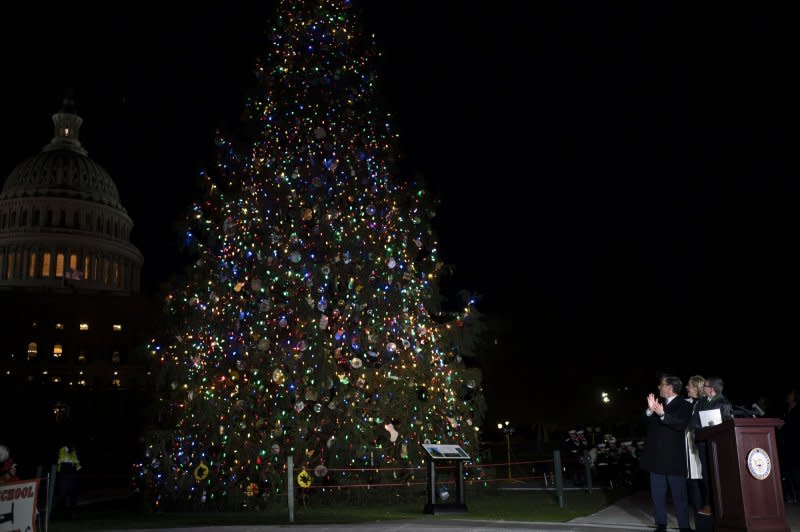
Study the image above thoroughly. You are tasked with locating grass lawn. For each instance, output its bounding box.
[49,487,628,531]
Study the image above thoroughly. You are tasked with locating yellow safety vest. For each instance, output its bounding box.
[57,447,81,472]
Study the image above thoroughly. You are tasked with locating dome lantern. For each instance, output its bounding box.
[44,95,87,156]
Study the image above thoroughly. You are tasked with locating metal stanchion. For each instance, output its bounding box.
[553,450,565,509]
[583,450,593,493]
[287,456,294,523]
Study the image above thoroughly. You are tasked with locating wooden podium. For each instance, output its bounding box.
[696,418,789,532]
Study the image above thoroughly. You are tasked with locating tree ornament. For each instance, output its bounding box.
[417,386,428,401]
[194,462,209,481]
[384,423,399,442]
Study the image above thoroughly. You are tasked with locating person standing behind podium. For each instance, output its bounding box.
[695,377,733,425]
[691,376,733,515]
[641,374,693,532]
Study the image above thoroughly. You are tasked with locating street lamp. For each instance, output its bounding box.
[497,420,514,479]
[601,391,611,404]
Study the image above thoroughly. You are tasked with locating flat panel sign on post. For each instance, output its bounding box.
[421,444,470,460]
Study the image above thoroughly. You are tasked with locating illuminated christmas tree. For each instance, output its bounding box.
[140,0,485,508]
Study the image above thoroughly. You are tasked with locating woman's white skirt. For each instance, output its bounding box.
[686,430,702,479]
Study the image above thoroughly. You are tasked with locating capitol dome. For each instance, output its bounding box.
[0,98,143,293]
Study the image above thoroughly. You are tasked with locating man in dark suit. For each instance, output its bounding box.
[640,374,692,532]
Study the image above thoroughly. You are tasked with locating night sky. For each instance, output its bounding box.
[1,2,795,424]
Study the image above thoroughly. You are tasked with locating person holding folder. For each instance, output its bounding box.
[691,376,733,515]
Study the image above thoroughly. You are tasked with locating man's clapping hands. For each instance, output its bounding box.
[647,393,664,416]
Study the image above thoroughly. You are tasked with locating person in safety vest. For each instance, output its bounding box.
[56,444,82,517]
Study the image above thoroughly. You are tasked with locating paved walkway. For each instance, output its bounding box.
[569,491,800,530]
[99,492,800,531]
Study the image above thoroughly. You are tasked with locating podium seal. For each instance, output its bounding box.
[746,447,771,480]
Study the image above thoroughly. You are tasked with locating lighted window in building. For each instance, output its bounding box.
[27,342,38,360]
[79,323,89,331]
[41,252,51,277]
[113,324,122,332]
[69,253,78,272]
[55,253,65,277]
[114,260,120,287]
[55,323,64,330]
[84,256,90,279]
[28,252,37,278]
[112,371,121,387]
[53,344,63,358]
[77,351,87,363]
[53,401,70,421]
[111,351,121,364]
